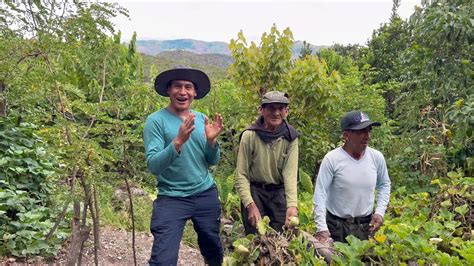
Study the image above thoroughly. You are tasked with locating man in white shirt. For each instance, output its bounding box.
[313,110,391,243]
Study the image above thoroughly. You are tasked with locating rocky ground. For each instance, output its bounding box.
[2,226,205,265]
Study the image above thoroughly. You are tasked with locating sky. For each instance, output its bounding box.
[110,0,421,46]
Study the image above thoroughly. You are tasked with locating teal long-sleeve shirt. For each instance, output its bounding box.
[143,108,220,197]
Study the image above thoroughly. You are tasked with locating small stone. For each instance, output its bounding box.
[429,237,443,244]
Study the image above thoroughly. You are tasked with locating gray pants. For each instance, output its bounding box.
[326,211,371,243]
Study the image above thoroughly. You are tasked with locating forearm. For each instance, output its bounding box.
[235,161,253,207]
[207,137,217,148]
[313,156,333,232]
[375,179,391,216]
[235,171,253,207]
[205,142,220,165]
[375,157,391,216]
[146,142,179,176]
[235,132,254,206]
[283,169,298,207]
[313,186,329,232]
[283,139,298,207]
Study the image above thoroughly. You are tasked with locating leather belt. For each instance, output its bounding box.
[327,211,372,224]
[250,182,284,190]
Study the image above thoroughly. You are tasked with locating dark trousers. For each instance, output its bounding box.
[149,186,223,266]
[326,211,371,243]
[241,183,287,235]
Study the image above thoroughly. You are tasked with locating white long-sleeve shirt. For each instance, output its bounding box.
[313,147,391,232]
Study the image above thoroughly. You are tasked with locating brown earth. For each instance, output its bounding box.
[2,226,205,266]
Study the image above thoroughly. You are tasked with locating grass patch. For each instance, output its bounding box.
[182,221,199,248]
[98,182,200,248]
[99,183,153,232]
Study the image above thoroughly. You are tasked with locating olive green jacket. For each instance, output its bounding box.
[235,130,298,208]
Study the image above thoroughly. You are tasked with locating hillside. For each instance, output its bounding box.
[141,50,233,82]
[139,40,329,82]
[137,39,230,55]
[136,39,328,58]
[292,41,327,57]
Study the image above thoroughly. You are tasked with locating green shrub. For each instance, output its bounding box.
[0,118,69,258]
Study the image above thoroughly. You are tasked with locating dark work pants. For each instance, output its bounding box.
[241,183,287,235]
[326,211,371,243]
[149,185,223,266]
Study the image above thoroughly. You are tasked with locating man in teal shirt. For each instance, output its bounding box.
[144,67,224,265]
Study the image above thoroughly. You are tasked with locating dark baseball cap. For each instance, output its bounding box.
[261,91,289,105]
[341,110,381,131]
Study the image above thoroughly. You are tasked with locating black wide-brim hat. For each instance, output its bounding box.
[154,68,211,99]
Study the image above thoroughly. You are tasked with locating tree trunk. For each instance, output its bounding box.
[89,184,100,266]
[66,226,90,266]
[0,81,6,117]
[66,201,90,266]
[125,178,137,266]
[93,184,100,249]
[46,167,79,241]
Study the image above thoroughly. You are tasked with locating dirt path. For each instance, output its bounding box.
[3,226,205,265]
[61,227,205,265]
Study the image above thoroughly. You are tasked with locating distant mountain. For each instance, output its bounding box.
[139,39,329,82]
[136,39,328,58]
[141,50,233,82]
[155,50,233,68]
[137,39,230,56]
[292,41,328,58]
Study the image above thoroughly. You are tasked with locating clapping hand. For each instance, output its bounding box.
[205,113,224,147]
[173,113,195,152]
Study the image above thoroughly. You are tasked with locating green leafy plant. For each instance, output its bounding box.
[0,119,68,258]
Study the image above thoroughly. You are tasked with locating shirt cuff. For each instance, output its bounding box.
[170,142,181,156]
[374,211,385,219]
[242,197,254,208]
[317,225,328,232]
[207,141,220,149]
